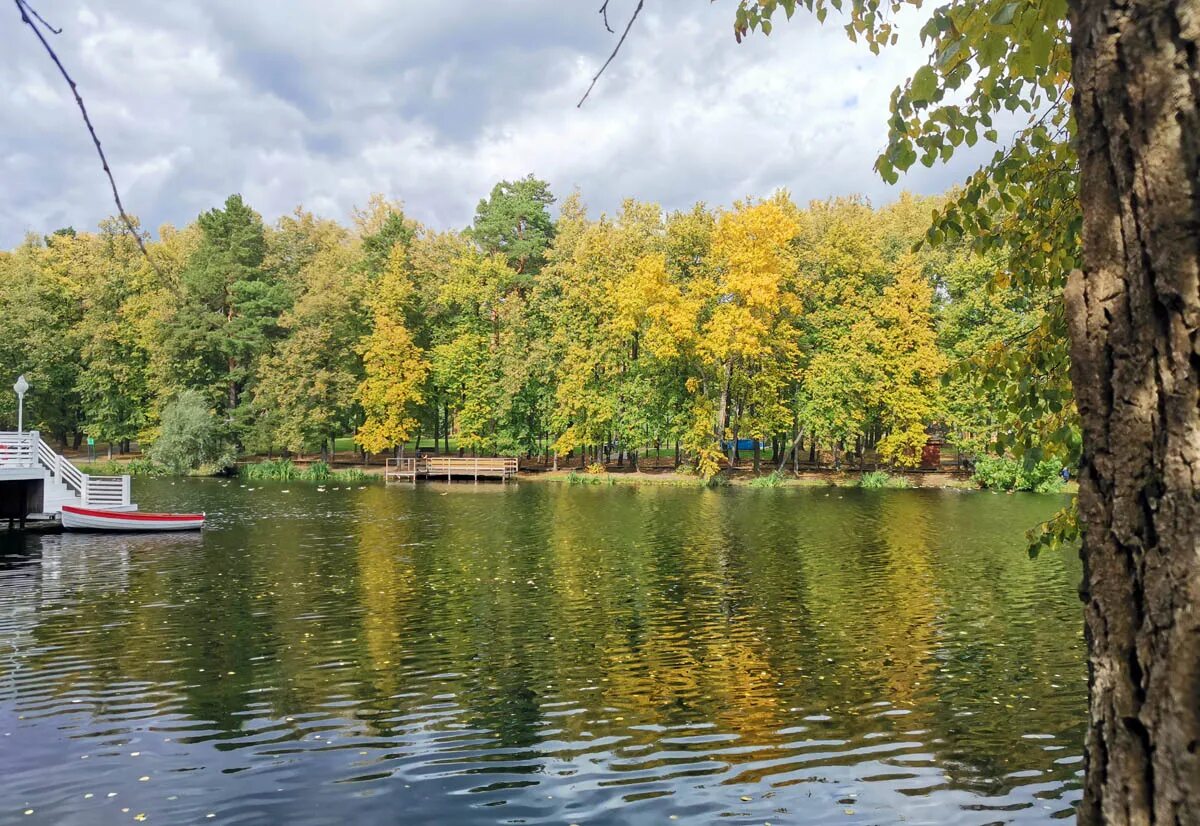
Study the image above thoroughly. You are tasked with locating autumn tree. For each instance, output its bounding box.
[406,228,474,452]
[0,234,84,444]
[793,197,885,465]
[74,219,157,453]
[548,197,668,467]
[252,217,363,457]
[866,255,947,466]
[355,246,429,456]
[698,196,803,468]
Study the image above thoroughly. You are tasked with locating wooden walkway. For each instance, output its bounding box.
[385,456,519,483]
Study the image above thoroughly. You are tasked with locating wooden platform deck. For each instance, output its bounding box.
[384,457,418,482]
[385,456,519,483]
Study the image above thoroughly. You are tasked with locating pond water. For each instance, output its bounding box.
[0,479,1084,824]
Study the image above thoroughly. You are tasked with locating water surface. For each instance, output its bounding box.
[0,479,1084,824]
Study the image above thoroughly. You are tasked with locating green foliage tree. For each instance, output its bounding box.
[470,175,556,276]
[252,221,363,457]
[355,195,418,280]
[149,389,231,474]
[163,194,289,443]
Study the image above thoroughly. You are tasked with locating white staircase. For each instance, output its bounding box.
[42,466,80,512]
[0,430,131,515]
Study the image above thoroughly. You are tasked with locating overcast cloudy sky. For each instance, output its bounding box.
[2,0,994,246]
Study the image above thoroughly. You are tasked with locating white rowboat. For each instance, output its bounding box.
[61,505,205,532]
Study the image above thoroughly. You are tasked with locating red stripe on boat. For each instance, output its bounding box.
[61,505,204,522]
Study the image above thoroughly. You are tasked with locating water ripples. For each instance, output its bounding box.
[0,480,1084,824]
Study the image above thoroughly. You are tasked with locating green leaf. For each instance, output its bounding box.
[991,2,1019,25]
[936,39,963,70]
[910,65,938,104]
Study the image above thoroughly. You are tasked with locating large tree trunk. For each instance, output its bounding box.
[1068,0,1200,821]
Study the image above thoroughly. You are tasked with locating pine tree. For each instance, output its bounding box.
[163,195,288,443]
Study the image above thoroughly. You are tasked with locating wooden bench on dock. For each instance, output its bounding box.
[385,456,519,483]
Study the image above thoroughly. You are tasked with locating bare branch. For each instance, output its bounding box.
[19,0,59,34]
[577,0,643,107]
[12,0,160,273]
[598,0,614,33]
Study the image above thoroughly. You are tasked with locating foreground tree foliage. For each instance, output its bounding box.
[730,0,1198,819]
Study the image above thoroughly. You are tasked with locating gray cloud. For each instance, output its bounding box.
[1,0,997,246]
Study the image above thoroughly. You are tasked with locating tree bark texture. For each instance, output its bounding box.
[1068,0,1200,821]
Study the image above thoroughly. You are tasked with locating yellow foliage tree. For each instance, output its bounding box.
[355,247,429,455]
[695,196,802,470]
[866,255,947,466]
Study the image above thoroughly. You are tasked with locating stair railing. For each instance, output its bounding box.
[28,431,130,508]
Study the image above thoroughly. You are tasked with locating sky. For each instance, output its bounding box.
[1,0,996,247]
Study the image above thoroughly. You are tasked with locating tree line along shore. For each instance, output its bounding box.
[1,175,1072,490]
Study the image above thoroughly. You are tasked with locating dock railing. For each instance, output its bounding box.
[384,455,519,483]
[0,431,37,469]
[420,456,519,481]
[1,430,130,508]
[384,456,417,482]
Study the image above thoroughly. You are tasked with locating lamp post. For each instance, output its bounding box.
[13,374,28,433]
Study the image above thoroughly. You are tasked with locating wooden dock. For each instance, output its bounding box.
[385,456,519,483]
[384,457,418,483]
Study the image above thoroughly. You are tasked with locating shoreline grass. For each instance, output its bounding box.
[240,459,370,483]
